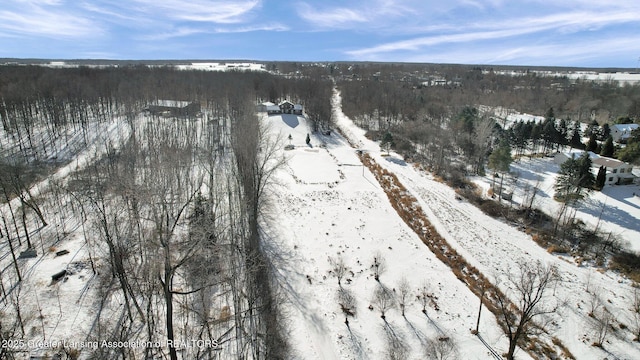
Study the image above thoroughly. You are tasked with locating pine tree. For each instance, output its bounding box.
[586,133,598,152]
[600,136,614,157]
[570,127,584,149]
[596,165,606,190]
[381,131,394,155]
[488,139,512,200]
[555,152,595,202]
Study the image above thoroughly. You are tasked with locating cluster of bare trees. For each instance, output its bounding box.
[0,65,299,359]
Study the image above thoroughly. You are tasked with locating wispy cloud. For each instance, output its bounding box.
[131,0,261,24]
[296,3,368,28]
[0,3,101,38]
[347,6,640,59]
[295,0,416,30]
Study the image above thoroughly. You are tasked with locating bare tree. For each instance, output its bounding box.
[373,285,396,320]
[372,251,387,282]
[329,256,349,287]
[396,277,411,317]
[495,261,560,360]
[337,287,356,326]
[417,281,432,314]
[587,288,603,317]
[591,307,613,347]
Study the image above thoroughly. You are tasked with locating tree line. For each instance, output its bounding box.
[1,64,336,359]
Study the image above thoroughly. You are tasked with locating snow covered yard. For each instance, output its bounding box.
[472,156,640,253]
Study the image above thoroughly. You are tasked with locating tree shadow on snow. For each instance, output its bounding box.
[280,114,300,128]
[577,195,640,234]
[384,156,407,166]
[403,317,429,348]
[345,325,369,360]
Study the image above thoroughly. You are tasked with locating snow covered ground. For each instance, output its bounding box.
[3,88,639,359]
[472,157,640,253]
[263,113,511,359]
[264,90,640,359]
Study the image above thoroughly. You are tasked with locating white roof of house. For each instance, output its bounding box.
[592,157,626,169]
[558,149,600,160]
[611,124,639,140]
[261,101,275,106]
[266,105,280,111]
[294,104,303,110]
[611,124,639,132]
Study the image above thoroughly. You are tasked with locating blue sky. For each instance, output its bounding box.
[1,0,639,67]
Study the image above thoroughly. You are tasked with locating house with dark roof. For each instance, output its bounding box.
[278,100,303,115]
[147,100,201,117]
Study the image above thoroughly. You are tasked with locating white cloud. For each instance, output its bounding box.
[296,3,368,28]
[0,5,101,38]
[346,6,640,59]
[131,0,261,24]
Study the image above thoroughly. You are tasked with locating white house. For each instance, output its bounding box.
[592,157,637,186]
[610,124,639,143]
[554,150,637,186]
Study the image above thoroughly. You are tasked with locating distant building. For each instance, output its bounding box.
[258,100,303,115]
[147,100,200,117]
[276,100,303,115]
[592,157,636,186]
[554,150,637,186]
[610,124,639,143]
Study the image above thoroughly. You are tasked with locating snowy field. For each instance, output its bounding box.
[264,112,511,359]
[264,90,640,359]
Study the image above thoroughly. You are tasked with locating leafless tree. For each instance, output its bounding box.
[329,255,349,286]
[587,288,603,317]
[591,307,613,347]
[396,277,411,317]
[337,287,356,325]
[372,251,387,282]
[373,285,396,320]
[495,260,560,360]
[417,281,432,314]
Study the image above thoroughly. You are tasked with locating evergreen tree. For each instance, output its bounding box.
[600,123,611,140]
[600,135,614,157]
[381,131,394,155]
[616,128,640,164]
[558,118,569,146]
[570,127,584,149]
[488,139,512,200]
[596,165,606,190]
[586,133,598,152]
[554,152,595,201]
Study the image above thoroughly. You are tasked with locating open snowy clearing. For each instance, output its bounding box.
[263,112,511,359]
[264,90,640,359]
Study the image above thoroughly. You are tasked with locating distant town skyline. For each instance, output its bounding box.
[1,1,639,68]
